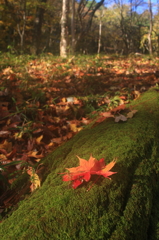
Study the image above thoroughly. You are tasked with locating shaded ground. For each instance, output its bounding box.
[0,88,159,239]
[0,53,159,217]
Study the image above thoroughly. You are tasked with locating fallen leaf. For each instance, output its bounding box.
[81,117,91,125]
[92,111,114,127]
[95,116,108,124]
[0,140,12,152]
[2,67,13,75]
[7,148,17,159]
[134,90,140,99]
[69,123,83,132]
[0,154,7,162]
[100,111,114,118]
[0,131,10,137]
[119,96,127,100]
[96,159,116,178]
[61,155,117,189]
[27,151,44,159]
[127,110,138,118]
[111,104,126,113]
[27,167,41,192]
[51,137,63,144]
[36,135,43,144]
[14,131,23,139]
[114,114,127,122]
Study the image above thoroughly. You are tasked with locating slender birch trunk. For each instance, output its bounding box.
[97,7,104,54]
[97,19,102,54]
[17,0,26,53]
[60,0,68,57]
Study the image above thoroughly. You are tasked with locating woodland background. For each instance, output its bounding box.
[0,0,158,56]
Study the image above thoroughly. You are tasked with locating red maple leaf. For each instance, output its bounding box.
[62,155,117,189]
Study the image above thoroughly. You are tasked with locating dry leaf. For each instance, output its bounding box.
[0,140,12,152]
[100,111,114,118]
[127,110,138,118]
[27,167,41,192]
[115,114,127,122]
[70,123,83,132]
[36,135,43,144]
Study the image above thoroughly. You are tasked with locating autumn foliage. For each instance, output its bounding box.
[61,155,116,189]
[0,54,159,216]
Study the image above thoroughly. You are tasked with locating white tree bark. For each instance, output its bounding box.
[97,7,104,54]
[60,0,68,58]
[17,0,27,53]
[97,19,102,54]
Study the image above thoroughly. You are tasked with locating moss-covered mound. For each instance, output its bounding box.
[1,89,159,240]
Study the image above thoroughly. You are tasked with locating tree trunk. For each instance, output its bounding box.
[97,6,104,54]
[17,0,26,53]
[33,0,47,55]
[157,35,159,55]
[71,0,75,54]
[60,0,69,58]
[1,88,159,239]
[76,0,104,50]
[97,12,103,54]
[148,0,153,55]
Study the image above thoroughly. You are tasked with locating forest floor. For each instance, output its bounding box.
[0,53,159,217]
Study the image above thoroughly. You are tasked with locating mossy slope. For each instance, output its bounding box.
[1,89,159,240]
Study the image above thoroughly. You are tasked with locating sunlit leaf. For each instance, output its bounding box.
[61,155,117,189]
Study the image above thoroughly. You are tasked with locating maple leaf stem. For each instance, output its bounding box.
[86,175,101,191]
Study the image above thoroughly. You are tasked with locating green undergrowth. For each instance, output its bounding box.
[1,88,159,239]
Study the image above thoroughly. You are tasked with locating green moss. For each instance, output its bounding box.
[1,88,159,239]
